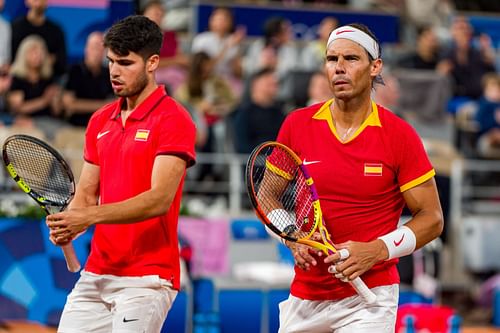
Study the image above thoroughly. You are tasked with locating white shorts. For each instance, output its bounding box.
[58,271,178,333]
[278,284,398,333]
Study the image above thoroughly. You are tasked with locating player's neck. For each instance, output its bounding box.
[331,98,372,127]
[331,98,372,142]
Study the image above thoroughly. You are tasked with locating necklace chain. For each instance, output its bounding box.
[340,126,354,141]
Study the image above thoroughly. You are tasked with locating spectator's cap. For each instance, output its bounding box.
[327,25,380,60]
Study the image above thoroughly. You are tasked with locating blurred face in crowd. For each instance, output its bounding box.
[85,32,105,69]
[318,17,338,42]
[252,72,278,106]
[108,49,151,98]
[484,78,500,103]
[308,72,333,103]
[25,0,47,13]
[277,20,293,44]
[451,16,473,48]
[325,38,381,101]
[418,28,439,54]
[209,8,233,35]
[26,42,45,70]
[143,3,164,27]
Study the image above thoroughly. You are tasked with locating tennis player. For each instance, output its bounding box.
[46,15,196,332]
[276,23,443,332]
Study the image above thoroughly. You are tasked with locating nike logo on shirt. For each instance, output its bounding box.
[97,130,111,139]
[303,159,321,166]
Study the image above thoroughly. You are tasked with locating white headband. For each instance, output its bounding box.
[327,25,380,59]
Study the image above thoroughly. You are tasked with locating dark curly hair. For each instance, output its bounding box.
[104,15,163,60]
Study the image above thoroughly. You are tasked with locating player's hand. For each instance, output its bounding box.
[286,232,324,271]
[286,241,322,271]
[324,240,386,281]
[46,208,93,241]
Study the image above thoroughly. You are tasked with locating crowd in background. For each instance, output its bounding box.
[0,0,499,167]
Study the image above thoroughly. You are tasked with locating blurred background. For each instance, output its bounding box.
[0,0,500,332]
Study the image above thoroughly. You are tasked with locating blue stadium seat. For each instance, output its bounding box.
[494,288,500,327]
[218,289,263,333]
[162,288,191,333]
[231,219,269,240]
[398,290,434,305]
[276,242,294,266]
[267,289,289,333]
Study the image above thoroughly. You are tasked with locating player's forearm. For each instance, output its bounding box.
[88,187,177,225]
[404,209,443,250]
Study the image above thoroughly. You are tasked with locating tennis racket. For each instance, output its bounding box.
[2,134,81,273]
[246,141,376,304]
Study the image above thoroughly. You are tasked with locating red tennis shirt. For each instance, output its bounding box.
[277,100,435,300]
[83,86,196,290]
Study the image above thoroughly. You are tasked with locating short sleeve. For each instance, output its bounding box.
[156,102,197,168]
[83,114,99,165]
[395,123,435,192]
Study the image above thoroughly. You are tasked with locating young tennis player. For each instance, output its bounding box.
[276,23,444,332]
[46,15,196,332]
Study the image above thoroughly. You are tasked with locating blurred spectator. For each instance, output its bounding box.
[0,67,11,123]
[7,35,62,134]
[475,73,500,159]
[161,0,190,31]
[141,0,189,94]
[404,0,454,41]
[307,71,333,106]
[232,68,286,154]
[0,0,11,68]
[175,52,237,179]
[11,0,67,79]
[372,69,401,112]
[243,16,299,95]
[300,16,338,71]
[441,16,496,108]
[0,0,10,121]
[191,7,246,94]
[62,31,113,127]
[397,25,451,75]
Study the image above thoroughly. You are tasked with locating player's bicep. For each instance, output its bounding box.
[151,155,187,204]
[402,178,441,216]
[72,161,100,208]
[402,178,444,246]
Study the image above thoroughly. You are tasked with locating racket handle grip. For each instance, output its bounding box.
[350,277,377,304]
[62,243,81,273]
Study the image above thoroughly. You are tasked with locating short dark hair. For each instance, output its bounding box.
[104,15,163,59]
[347,23,381,61]
[263,16,287,46]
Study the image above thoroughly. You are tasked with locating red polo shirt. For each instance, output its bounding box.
[277,100,435,300]
[83,86,196,289]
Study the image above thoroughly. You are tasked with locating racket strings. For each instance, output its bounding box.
[252,145,316,240]
[5,139,73,204]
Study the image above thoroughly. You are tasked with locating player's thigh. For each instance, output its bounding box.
[111,281,178,333]
[335,284,398,333]
[278,295,332,333]
[58,273,112,333]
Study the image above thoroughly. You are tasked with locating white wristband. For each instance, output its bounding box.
[378,225,416,260]
[266,209,294,245]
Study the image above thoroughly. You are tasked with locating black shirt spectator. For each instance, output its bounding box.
[232,68,285,154]
[11,1,67,78]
